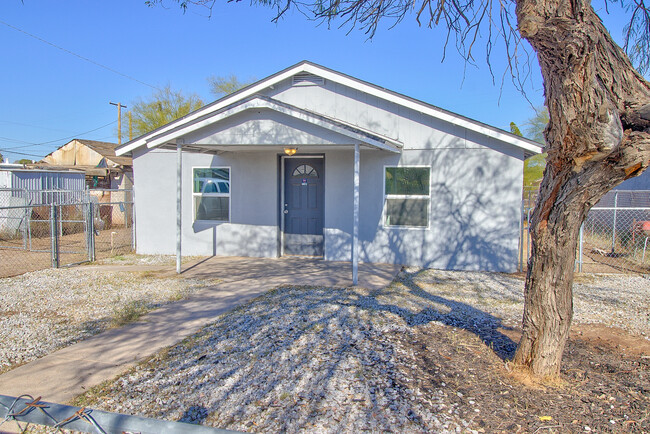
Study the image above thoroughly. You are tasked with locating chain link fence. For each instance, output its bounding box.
[580,190,650,273]
[0,394,232,433]
[519,190,650,273]
[0,188,134,278]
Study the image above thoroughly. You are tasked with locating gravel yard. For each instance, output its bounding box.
[68,268,649,433]
[0,267,214,374]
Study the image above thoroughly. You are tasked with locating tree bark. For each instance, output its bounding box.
[513,0,650,377]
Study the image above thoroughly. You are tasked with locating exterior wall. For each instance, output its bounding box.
[43,139,104,166]
[264,79,524,271]
[265,79,476,152]
[323,147,523,272]
[133,147,280,258]
[110,171,134,190]
[131,76,527,271]
[184,109,360,147]
[0,170,11,189]
[615,169,650,190]
[5,170,85,205]
[134,144,523,271]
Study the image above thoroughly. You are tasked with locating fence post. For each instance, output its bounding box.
[578,222,584,273]
[611,191,618,252]
[58,204,63,238]
[87,203,95,262]
[22,205,28,250]
[50,205,59,268]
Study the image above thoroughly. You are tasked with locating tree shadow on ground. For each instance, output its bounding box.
[339,268,518,361]
[79,272,520,432]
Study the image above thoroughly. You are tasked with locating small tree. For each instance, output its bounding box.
[525,107,549,145]
[208,74,256,98]
[516,110,548,189]
[125,85,204,138]
[510,122,523,137]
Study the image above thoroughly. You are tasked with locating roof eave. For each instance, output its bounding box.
[115,60,542,156]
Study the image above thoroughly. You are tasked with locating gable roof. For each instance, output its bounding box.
[116,61,542,156]
[74,139,133,166]
[145,94,402,153]
[43,139,132,167]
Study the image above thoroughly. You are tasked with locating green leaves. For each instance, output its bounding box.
[207,74,256,98]
[124,85,204,138]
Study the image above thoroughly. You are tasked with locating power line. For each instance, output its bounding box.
[0,119,71,133]
[0,136,37,146]
[0,120,117,150]
[0,19,160,91]
[0,148,46,159]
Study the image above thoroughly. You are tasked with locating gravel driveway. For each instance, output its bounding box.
[65,268,649,433]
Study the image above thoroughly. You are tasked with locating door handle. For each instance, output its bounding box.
[283,210,289,214]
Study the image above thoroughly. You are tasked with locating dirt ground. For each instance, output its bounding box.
[519,222,650,274]
[391,322,649,433]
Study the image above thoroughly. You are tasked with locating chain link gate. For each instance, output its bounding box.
[0,189,134,278]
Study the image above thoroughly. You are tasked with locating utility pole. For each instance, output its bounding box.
[109,102,127,145]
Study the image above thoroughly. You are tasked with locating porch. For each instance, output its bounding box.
[177,255,403,290]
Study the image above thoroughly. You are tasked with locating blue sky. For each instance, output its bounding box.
[0,0,643,162]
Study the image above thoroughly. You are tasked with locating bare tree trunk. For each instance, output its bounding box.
[513,0,650,378]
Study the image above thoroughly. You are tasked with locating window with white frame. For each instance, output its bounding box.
[193,168,230,222]
[384,166,430,227]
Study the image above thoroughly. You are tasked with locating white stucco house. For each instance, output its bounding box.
[116,61,542,282]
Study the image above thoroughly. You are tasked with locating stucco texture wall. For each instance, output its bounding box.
[133,147,280,257]
[134,145,522,271]
[131,75,525,271]
[323,147,523,272]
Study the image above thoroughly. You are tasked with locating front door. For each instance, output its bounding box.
[283,157,324,256]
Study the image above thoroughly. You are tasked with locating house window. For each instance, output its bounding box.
[193,168,230,222]
[384,166,430,227]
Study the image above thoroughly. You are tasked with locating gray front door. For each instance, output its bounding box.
[283,157,324,256]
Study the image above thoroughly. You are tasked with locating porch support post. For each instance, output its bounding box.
[176,140,183,274]
[352,143,360,285]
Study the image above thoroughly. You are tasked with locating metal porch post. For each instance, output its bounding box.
[352,143,360,285]
[176,141,183,274]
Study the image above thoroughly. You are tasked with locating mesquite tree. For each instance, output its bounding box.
[513,0,650,376]
[149,0,650,378]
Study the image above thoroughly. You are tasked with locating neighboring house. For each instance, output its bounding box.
[116,61,542,275]
[592,165,650,208]
[36,139,133,190]
[613,169,650,191]
[34,139,134,226]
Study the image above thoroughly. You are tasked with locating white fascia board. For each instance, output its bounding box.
[300,64,543,155]
[145,97,402,153]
